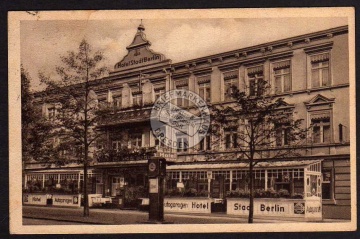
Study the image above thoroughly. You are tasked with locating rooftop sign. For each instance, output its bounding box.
[113,23,168,71]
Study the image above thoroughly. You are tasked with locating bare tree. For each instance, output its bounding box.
[39,40,108,217]
[210,83,308,223]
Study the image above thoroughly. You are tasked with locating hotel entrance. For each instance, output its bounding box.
[111,176,124,197]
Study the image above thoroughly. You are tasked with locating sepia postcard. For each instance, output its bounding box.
[8,8,356,234]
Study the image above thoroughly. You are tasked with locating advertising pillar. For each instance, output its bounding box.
[148,157,166,222]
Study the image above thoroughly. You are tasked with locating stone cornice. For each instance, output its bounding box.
[171,25,347,71]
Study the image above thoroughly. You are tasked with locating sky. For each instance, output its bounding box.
[20,17,348,92]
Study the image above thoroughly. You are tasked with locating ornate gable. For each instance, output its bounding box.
[113,23,170,72]
[304,94,335,109]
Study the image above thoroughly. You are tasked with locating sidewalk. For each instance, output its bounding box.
[23,206,350,225]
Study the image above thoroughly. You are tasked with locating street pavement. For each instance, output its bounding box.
[22,206,347,225]
[23,218,86,225]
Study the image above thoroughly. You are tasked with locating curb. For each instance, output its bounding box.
[23,216,110,225]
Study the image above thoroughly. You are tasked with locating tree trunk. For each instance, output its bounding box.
[83,159,89,217]
[248,162,254,223]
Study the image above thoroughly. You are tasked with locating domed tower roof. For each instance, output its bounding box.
[137,22,145,32]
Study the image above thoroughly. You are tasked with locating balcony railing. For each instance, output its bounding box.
[95,146,157,163]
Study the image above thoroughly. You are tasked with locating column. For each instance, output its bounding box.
[264,170,268,191]
[78,172,81,191]
[42,174,45,189]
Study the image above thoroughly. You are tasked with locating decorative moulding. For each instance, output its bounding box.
[303,42,334,54]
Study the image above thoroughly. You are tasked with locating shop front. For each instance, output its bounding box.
[165,160,323,220]
[23,168,103,206]
[94,162,149,208]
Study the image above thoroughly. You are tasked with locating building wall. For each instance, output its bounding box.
[30,25,351,219]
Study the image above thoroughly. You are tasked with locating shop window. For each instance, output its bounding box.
[199,135,211,151]
[273,60,291,94]
[223,70,239,101]
[322,168,333,200]
[310,52,330,88]
[247,65,264,97]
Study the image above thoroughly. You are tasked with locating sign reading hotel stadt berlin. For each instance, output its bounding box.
[113,22,169,72]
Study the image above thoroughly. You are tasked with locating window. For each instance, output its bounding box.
[247,66,264,97]
[176,134,188,152]
[130,133,142,148]
[310,52,330,88]
[224,129,238,149]
[112,140,123,151]
[155,89,165,101]
[199,135,211,151]
[199,82,211,102]
[176,85,189,107]
[322,168,333,200]
[273,60,291,93]
[48,107,56,120]
[114,97,122,108]
[132,93,142,106]
[223,70,239,101]
[276,124,291,146]
[310,112,331,144]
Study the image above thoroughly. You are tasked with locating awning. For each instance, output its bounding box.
[167,159,322,171]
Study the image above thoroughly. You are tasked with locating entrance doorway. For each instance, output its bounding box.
[210,176,226,213]
[111,177,124,196]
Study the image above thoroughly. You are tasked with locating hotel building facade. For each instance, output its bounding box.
[24,23,350,220]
